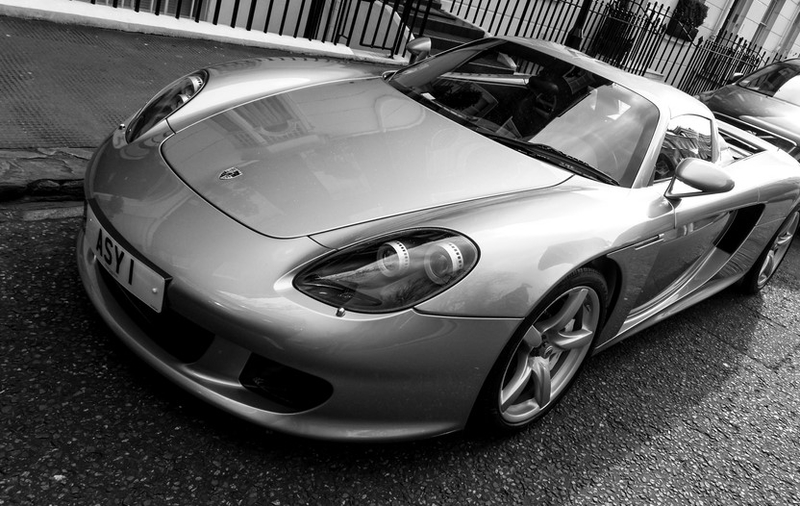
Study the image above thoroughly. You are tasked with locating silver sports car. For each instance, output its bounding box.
[77,37,800,441]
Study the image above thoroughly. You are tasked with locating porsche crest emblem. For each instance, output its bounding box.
[219,167,243,180]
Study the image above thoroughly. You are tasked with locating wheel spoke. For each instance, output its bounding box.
[535,288,596,350]
[500,354,552,411]
[522,325,543,348]
[550,327,594,350]
[500,351,533,410]
[776,232,794,247]
[774,213,799,251]
[759,250,777,283]
[535,288,587,335]
[530,356,551,407]
[766,250,777,272]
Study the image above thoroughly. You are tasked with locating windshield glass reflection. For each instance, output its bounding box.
[389,40,659,187]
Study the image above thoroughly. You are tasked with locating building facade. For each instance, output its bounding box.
[688,0,800,58]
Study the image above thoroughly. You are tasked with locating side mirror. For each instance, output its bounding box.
[726,72,744,85]
[407,37,432,64]
[665,158,734,200]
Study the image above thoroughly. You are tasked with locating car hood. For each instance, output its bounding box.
[161,77,571,238]
[166,57,385,133]
[703,85,800,141]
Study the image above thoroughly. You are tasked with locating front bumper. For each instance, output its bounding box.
[76,218,521,441]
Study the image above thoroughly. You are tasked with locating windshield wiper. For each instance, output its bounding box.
[480,132,620,186]
[528,143,620,186]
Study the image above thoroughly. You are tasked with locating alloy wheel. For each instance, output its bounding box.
[756,211,799,289]
[499,284,601,424]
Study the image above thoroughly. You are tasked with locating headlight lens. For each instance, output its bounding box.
[295,230,479,313]
[125,70,206,142]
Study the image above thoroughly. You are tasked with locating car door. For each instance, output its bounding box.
[631,114,735,310]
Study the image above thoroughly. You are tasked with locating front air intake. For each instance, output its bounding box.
[239,354,333,412]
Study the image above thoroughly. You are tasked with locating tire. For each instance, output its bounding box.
[740,209,799,294]
[471,267,608,434]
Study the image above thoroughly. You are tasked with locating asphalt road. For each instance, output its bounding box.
[1,216,799,505]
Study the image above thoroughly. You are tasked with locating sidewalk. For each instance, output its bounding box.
[0,6,395,220]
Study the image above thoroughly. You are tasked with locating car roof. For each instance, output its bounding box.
[497,36,710,120]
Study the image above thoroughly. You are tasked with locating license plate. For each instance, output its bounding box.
[85,205,167,313]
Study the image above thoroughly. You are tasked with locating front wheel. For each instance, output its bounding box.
[472,268,608,433]
[740,209,799,294]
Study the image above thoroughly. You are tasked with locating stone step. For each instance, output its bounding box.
[395,1,485,46]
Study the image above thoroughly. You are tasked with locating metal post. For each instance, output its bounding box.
[566,0,592,49]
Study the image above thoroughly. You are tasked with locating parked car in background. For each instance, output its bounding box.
[697,59,800,160]
[77,37,800,441]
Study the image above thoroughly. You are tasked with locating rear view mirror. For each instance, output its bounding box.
[665,158,734,199]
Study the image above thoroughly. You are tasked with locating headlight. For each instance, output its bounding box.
[125,70,206,142]
[295,230,479,313]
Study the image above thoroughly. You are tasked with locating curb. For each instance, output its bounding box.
[0,147,90,201]
[0,1,409,219]
[0,0,407,67]
[0,201,83,221]
[0,148,89,218]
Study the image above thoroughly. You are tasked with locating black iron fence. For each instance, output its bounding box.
[658,31,783,95]
[443,0,793,94]
[74,0,431,56]
[75,0,795,94]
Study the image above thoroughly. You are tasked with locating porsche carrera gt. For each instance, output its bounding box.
[77,37,800,441]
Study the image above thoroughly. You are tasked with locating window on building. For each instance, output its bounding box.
[721,0,755,35]
[776,11,800,57]
[753,0,788,47]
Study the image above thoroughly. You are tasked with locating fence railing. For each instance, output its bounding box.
[668,32,782,95]
[75,0,795,94]
[443,0,794,94]
[73,0,430,57]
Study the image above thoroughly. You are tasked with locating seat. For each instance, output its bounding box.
[507,76,561,138]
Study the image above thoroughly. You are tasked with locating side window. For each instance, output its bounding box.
[655,115,713,182]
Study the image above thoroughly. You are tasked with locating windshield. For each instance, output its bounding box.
[738,61,800,106]
[388,39,659,187]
